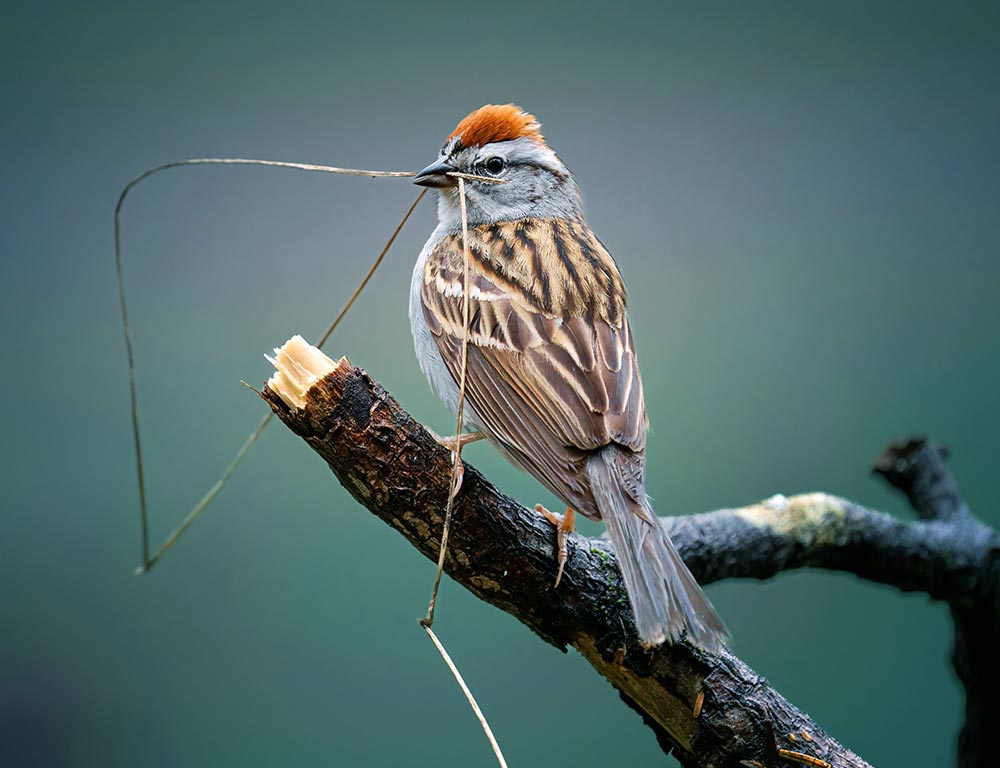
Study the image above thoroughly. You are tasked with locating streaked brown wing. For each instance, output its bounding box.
[421,220,646,515]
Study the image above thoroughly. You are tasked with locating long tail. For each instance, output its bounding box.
[588,448,729,652]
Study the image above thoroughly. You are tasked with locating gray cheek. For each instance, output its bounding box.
[527,171,544,206]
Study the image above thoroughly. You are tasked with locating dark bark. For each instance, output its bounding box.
[262,359,875,768]
[261,352,1000,767]
[663,496,997,602]
[873,442,1000,768]
[872,439,970,522]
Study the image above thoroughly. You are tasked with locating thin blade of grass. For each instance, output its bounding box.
[415,174,510,768]
[115,157,421,572]
[421,176,472,626]
[422,624,509,768]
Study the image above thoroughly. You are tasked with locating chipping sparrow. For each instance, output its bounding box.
[410,104,728,651]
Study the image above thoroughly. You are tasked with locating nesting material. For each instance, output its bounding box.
[266,335,341,409]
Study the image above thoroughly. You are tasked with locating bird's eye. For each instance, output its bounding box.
[484,156,506,175]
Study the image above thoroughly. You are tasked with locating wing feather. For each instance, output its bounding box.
[421,218,647,517]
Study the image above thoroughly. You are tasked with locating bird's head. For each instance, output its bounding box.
[414,104,581,229]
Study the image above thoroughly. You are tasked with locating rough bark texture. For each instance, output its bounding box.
[872,441,1000,768]
[261,360,998,768]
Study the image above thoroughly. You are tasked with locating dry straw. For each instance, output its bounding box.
[115,158,423,572]
[114,156,508,766]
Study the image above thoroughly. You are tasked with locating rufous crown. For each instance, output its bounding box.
[448,104,545,149]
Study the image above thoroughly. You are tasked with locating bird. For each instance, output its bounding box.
[409,104,728,651]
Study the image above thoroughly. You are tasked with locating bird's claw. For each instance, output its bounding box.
[535,505,575,587]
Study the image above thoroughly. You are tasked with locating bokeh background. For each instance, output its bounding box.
[3,2,998,766]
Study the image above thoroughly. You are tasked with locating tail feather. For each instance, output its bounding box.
[588,449,729,652]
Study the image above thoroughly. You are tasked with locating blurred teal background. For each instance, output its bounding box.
[2,1,998,765]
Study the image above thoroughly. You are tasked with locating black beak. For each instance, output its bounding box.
[413,159,457,188]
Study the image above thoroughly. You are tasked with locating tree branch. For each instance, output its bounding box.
[873,439,971,522]
[663,494,997,601]
[260,338,1000,766]
[872,442,1000,768]
[261,342,877,768]
[665,480,1000,768]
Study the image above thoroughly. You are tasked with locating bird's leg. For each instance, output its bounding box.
[426,428,486,453]
[426,429,485,498]
[534,505,575,587]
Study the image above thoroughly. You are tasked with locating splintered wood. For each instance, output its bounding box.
[266,335,344,409]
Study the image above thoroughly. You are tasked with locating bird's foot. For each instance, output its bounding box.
[534,505,575,587]
[448,458,466,499]
[426,428,486,453]
[426,429,484,498]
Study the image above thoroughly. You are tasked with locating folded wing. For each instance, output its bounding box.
[420,218,647,517]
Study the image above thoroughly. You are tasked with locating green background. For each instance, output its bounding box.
[3,2,998,765]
